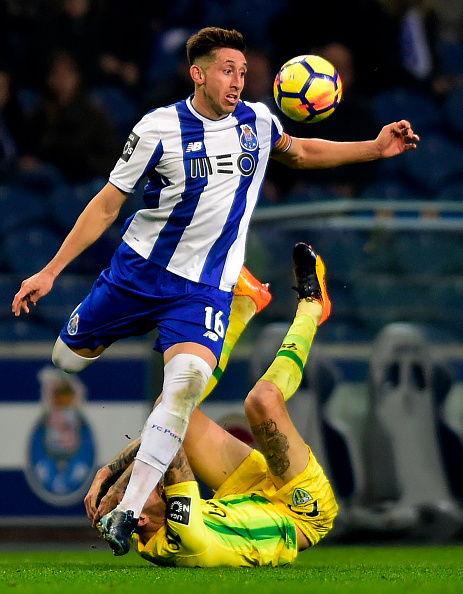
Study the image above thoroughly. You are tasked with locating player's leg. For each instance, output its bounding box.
[51,247,157,373]
[100,279,232,555]
[99,268,269,554]
[101,341,215,555]
[199,266,272,403]
[244,243,331,489]
[52,336,105,373]
[183,407,253,490]
[117,268,270,504]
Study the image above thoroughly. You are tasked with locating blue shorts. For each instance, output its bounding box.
[59,242,232,361]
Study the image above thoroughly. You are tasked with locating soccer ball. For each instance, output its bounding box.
[273,55,342,123]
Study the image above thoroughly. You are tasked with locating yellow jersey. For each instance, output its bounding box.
[131,447,337,567]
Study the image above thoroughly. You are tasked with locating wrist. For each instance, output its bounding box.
[369,139,383,160]
[42,262,63,279]
[97,465,113,481]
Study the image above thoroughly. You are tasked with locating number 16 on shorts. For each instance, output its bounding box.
[203,307,225,342]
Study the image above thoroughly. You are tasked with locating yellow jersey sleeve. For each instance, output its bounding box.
[131,481,209,564]
[163,481,209,553]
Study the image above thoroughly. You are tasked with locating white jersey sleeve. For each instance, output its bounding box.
[109,109,165,194]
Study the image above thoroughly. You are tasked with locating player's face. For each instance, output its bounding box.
[192,48,247,119]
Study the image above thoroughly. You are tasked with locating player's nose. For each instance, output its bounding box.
[232,73,243,89]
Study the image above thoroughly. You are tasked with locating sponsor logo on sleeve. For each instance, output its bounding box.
[121,131,140,162]
[167,496,192,526]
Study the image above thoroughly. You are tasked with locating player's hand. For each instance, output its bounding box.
[11,270,55,316]
[84,466,113,526]
[96,487,124,524]
[376,120,420,158]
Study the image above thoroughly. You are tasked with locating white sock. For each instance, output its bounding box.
[116,353,212,517]
[117,459,163,515]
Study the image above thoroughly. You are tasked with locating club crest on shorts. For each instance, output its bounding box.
[239,124,258,151]
[292,488,313,507]
[67,313,79,335]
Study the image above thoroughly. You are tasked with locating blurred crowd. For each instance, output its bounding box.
[1,0,463,191]
[1,0,463,341]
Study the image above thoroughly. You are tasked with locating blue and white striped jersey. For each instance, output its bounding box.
[109,96,285,291]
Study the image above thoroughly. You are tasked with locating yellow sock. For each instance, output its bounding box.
[259,299,321,401]
[199,296,256,403]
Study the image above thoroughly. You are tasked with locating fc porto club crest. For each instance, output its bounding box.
[67,312,79,335]
[239,124,258,151]
[24,367,96,507]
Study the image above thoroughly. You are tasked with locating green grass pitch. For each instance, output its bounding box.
[1,545,462,594]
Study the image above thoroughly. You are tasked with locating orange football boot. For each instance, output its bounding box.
[234,266,272,313]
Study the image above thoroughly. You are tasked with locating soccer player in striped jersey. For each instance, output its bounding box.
[12,26,418,554]
[86,243,337,566]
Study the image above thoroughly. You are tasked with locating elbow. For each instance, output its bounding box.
[286,156,304,170]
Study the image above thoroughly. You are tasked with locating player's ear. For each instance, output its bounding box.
[138,514,149,527]
[190,64,205,84]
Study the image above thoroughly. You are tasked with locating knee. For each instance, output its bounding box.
[161,354,213,417]
[52,336,101,374]
[244,381,283,420]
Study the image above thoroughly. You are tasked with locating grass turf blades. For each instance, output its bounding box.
[1,546,462,593]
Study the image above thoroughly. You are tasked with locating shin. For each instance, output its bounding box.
[117,353,212,515]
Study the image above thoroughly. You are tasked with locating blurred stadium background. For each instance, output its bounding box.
[1,0,463,546]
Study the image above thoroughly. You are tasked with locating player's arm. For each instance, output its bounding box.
[271,120,419,169]
[84,437,140,525]
[87,440,195,526]
[93,464,134,526]
[12,182,128,316]
[164,445,195,486]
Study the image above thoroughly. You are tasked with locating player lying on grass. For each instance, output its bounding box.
[85,242,337,566]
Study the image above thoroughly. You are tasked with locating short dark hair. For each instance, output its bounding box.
[186,27,246,66]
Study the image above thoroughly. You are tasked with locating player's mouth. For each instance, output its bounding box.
[225,93,239,105]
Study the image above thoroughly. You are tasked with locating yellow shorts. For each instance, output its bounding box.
[214,446,338,546]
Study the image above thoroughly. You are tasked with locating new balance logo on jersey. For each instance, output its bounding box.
[186,141,203,152]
